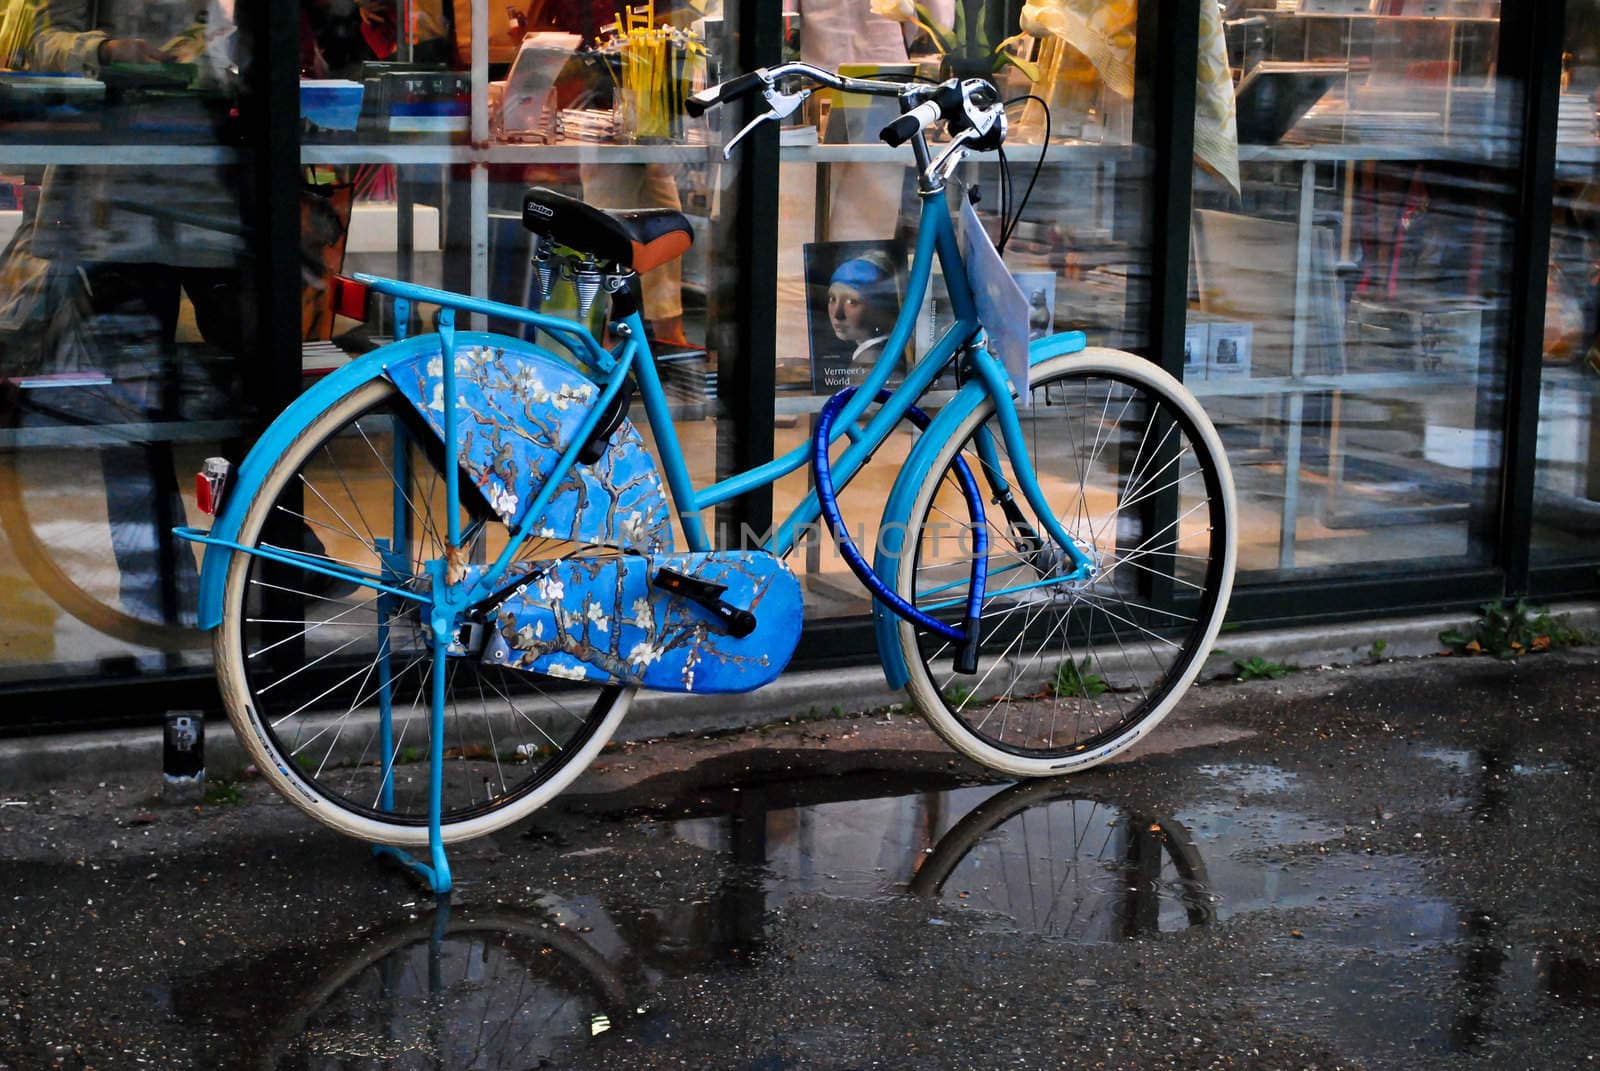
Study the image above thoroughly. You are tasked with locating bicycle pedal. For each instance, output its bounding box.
[651,567,757,639]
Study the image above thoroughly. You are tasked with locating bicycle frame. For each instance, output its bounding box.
[381,190,1090,611]
[173,64,1230,897]
[182,184,1097,639]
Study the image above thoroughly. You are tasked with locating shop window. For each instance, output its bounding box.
[772,0,1157,619]
[0,0,253,683]
[298,10,739,571]
[1532,2,1600,567]
[1192,5,1515,578]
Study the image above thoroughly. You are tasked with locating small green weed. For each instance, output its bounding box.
[1052,657,1108,699]
[1234,656,1291,681]
[1440,600,1591,660]
[204,780,244,806]
[944,682,974,707]
[1368,638,1388,662]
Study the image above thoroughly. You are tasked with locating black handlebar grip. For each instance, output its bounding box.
[880,112,924,148]
[686,70,768,117]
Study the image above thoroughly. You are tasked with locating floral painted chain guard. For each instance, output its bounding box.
[480,551,803,694]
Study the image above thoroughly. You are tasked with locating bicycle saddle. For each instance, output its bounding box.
[521,187,693,275]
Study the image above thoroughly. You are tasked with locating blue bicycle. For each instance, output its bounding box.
[178,65,1235,886]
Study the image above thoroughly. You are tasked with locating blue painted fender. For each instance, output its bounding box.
[194,333,672,630]
[871,331,1087,690]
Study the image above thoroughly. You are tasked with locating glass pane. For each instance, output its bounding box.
[1193,7,1514,579]
[301,4,738,558]
[0,1,253,685]
[1533,6,1600,566]
[774,1,1154,619]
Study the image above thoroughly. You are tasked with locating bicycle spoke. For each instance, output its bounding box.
[904,358,1230,762]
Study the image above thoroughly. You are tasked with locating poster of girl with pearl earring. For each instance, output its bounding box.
[803,239,910,394]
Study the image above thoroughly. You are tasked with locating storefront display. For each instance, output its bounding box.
[1534,2,1600,569]
[0,0,1590,730]
[1188,5,1519,576]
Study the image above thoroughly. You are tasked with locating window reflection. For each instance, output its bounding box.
[775,1,1154,618]
[1194,7,1513,577]
[1533,2,1600,565]
[0,0,250,677]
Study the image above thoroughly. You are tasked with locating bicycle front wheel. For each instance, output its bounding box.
[896,348,1235,776]
[215,376,632,846]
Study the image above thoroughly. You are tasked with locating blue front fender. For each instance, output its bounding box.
[871,332,1086,690]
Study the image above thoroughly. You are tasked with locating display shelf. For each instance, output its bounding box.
[1279,11,1498,23]
[300,143,478,166]
[0,419,244,450]
[0,144,242,166]
[485,141,718,165]
[299,138,1141,168]
[779,140,1141,165]
[1188,369,1477,398]
[1243,138,1600,168]
[301,141,716,166]
[1240,140,1503,163]
[772,388,961,418]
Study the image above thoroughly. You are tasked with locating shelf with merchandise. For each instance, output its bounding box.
[1236,5,1508,151]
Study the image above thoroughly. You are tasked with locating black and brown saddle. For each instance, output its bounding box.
[521,187,693,275]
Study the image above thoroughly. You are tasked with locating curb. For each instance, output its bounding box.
[3,600,1594,790]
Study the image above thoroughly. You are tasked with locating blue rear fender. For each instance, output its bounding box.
[871,331,1087,690]
[194,337,433,630]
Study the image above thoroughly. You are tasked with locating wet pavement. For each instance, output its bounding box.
[3,651,1600,1070]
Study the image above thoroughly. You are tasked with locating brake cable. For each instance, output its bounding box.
[998,94,1052,254]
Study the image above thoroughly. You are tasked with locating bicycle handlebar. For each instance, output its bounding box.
[686,61,916,118]
[684,71,768,117]
[879,82,963,147]
[688,64,1005,166]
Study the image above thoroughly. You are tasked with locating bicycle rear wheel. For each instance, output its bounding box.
[896,349,1235,776]
[215,377,632,846]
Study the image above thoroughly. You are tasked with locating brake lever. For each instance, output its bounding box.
[928,127,980,184]
[722,84,812,159]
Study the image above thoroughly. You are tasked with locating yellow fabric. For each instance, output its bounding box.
[1022,0,1238,194]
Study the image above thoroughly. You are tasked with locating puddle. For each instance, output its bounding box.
[661,772,1447,946]
[162,760,1599,1068]
[171,900,638,1068]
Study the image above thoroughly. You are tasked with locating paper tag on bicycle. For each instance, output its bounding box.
[956,184,1031,407]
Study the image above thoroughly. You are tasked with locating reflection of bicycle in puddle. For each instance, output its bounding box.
[908,779,1217,941]
[199,781,1214,1067]
[652,767,1218,945]
[186,898,632,1070]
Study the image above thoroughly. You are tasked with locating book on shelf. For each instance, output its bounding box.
[653,344,716,406]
